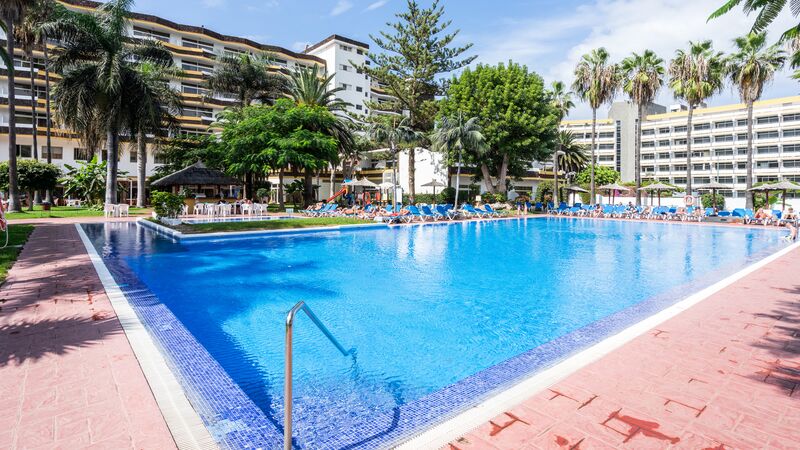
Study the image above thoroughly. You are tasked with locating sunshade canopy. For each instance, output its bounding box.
[150,161,241,187]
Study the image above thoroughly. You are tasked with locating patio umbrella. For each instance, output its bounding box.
[747,184,774,209]
[638,182,675,206]
[761,181,800,210]
[421,179,446,203]
[343,178,378,188]
[695,181,731,211]
[565,185,589,205]
[598,183,630,204]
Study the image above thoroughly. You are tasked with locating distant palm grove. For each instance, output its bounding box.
[0,0,798,210]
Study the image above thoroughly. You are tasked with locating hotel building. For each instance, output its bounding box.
[0,1,385,202]
[560,96,800,207]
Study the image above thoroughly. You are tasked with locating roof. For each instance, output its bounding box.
[150,161,242,187]
[59,0,325,65]
[304,34,370,54]
[645,95,800,121]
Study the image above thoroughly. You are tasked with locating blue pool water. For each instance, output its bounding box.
[83,218,786,448]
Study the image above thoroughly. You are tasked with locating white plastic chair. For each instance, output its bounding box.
[103,203,116,218]
[117,204,129,217]
[242,204,253,216]
[193,203,205,215]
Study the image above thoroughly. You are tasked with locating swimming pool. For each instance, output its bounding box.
[81,218,786,449]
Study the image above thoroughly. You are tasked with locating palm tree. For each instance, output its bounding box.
[556,130,589,174]
[205,53,287,107]
[44,0,177,204]
[709,0,799,41]
[725,32,786,209]
[367,116,421,210]
[288,65,356,200]
[621,50,665,205]
[572,48,620,204]
[1,0,36,212]
[133,63,182,207]
[550,81,575,204]
[668,40,725,197]
[430,113,486,207]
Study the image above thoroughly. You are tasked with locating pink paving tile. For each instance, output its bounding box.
[0,224,175,449]
[449,245,800,448]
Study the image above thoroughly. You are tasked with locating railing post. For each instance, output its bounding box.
[284,305,296,450]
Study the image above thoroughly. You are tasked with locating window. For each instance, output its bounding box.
[674,125,687,133]
[598,155,614,161]
[757,130,779,139]
[784,144,800,153]
[693,136,711,144]
[132,26,169,43]
[73,148,92,161]
[784,128,800,138]
[181,60,214,74]
[784,159,800,168]
[674,138,687,145]
[718,176,734,184]
[757,175,779,182]
[658,140,670,147]
[756,145,779,154]
[641,141,655,148]
[737,175,747,183]
[643,166,655,173]
[737,162,747,170]
[658,165,670,172]
[693,123,711,131]
[714,134,733,142]
[716,162,734,170]
[130,151,137,163]
[756,115,779,124]
[642,153,655,160]
[714,148,734,157]
[41,146,62,160]
[658,152,671,159]
[357,49,365,55]
[15,145,32,158]
[756,160,779,169]
[339,64,350,71]
[783,113,800,122]
[694,177,711,184]
[182,106,214,118]
[736,119,748,126]
[339,44,353,52]
[658,127,670,133]
[272,58,288,67]
[355,105,363,110]
[673,164,687,171]
[691,150,706,157]
[181,83,207,96]
[673,177,687,184]
[598,143,615,149]
[338,83,350,90]
[693,163,709,170]
[737,147,748,155]
[182,38,214,52]
[223,47,248,58]
[356,86,363,92]
[714,120,733,129]
[673,151,688,158]
[736,133,748,140]
[642,129,655,136]
[598,132,614,138]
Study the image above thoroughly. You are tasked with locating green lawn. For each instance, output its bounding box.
[0,224,34,283]
[178,217,369,234]
[6,205,151,220]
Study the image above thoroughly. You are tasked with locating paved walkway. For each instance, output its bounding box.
[447,246,800,449]
[0,224,175,449]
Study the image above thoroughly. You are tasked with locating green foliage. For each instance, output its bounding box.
[480,192,507,203]
[413,193,441,204]
[58,156,109,206]
[535,180,554,203]
[439,62,560,192]
[440,185,479,204]
[753,192,780,210]
[0,160,60,192]
[575,165,620,187]
[150,134,226,181]
[256,188,270,200]
[150,191,184,219]
[0,225,34,284]
[205,53,287,106]
[701,192,726,210]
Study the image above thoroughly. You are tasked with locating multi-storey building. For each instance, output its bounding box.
[303,35,372,117]
[561,96,800,208]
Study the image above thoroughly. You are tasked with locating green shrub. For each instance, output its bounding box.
[480,192,507,203]
[414,193,440,204]
[700,193,725,210]
[151,191,185,218]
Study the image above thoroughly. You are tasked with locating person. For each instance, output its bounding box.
[782,208,797,241]
[755,208,773,225]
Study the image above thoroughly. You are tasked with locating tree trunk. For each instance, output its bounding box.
[407,147,416,203]
[496,153,509,194]
[590,108,597,204]
[635,102,643,205]
[43,38,53,204]
[745,100,754,210]
[686,103,694,197]
[278,169,285,208]
[553,150,559,205]
[244,171,253,199]
[454,146,463,206]
[329,163,336,198]
[303,169,314,207]
[6,19,21,212]
[480,163,496,194]
[29,50,38,161]
[136,130,147,207]
[105,128,119,205]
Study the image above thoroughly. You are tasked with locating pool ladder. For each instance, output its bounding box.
[284,301,354,450]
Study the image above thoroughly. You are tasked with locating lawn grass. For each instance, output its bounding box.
[6,205,150,220]
[179,216,369,234]
[0,224,34,283]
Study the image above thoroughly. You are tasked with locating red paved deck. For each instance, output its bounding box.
[448,246,800,449]
[0,224,175,449]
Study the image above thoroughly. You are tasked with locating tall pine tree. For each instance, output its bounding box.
[360,0,474,202]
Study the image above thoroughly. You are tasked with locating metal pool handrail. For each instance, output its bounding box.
[284,301,354,450]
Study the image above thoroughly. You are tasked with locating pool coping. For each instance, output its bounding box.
[75,223,218,450]
[137,217,390,240]
[396,236,800,449]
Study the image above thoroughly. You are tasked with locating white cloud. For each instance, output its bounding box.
[366,0,389,11]
[202,0,226,8]
[476,0,798,119]
[330,0,354,16]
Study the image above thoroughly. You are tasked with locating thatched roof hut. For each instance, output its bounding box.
[150,161,241,188]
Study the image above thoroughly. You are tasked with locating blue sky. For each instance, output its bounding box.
[128,0,799,119]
